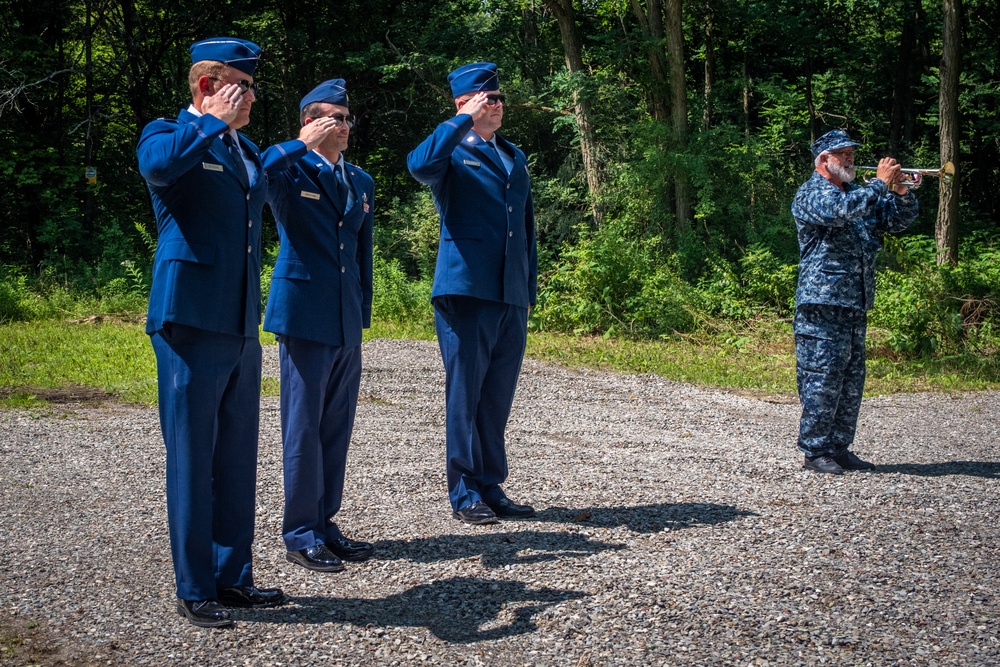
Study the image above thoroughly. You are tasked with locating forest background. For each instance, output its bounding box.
[0,0,998,391]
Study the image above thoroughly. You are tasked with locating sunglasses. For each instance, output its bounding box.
[209,77,259,96]
[310,114,356,128]
[485,94,506,106]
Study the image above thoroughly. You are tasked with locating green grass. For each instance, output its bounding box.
[0,316,437,408]
[1,315,997,409]
[527,319,1000,397]
[0,317,157,406]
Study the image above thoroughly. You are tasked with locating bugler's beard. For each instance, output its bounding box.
[828,162,856,183]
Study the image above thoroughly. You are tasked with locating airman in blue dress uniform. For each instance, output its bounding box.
[137,37,333,627]
[263,79,376,572]
[792,129,919,474]
[407,62,538,525]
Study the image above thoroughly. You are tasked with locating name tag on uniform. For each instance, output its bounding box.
[202,162,224,172]
[463,159,481,167]
[300,190,321,200]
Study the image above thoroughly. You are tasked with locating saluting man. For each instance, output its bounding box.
[137,37,331,628]
[407,62,538,525]
[263,79,376,572]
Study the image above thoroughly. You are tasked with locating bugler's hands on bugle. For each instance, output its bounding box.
[875,158,909,195]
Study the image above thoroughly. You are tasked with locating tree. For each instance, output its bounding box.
[936,0,960,265]
[543,0,604,226]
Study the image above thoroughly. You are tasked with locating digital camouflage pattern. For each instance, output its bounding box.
[792,171,918,457]
[795,304,867,456]
[792,172,918,312]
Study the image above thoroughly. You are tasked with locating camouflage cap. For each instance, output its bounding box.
[812,129,861,157]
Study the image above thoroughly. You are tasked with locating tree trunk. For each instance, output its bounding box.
[888,0,918,157]
[665,0,690,231]
[629,0,670,121]
[805,58,820,145]
[702,0,714,129]
[936,0,960,266]
[544,0,604,226]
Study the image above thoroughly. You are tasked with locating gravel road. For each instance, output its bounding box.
[1,338,998,666]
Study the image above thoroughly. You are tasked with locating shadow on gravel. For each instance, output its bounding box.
[374,530,623,566]
[249,576,587,642]
[872,461,1000,478]
[533,502,758,533]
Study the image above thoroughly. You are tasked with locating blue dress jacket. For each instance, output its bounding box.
[407,114,537,308]
[262,153,374,347]
[792,172,919,311]
[137,109,306,337]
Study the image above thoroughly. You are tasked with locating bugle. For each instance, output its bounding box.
[858,161,955,189]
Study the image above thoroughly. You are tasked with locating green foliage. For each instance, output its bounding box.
[536,220,698,339]
[871,234,1000,356]
[371,248,433,326]
[697,246,798,320]
[0,270,42,323]
[0,0,997,372]
[376,191,441,280]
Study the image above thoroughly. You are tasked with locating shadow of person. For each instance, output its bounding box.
[869,461,1000,478]
[532,502,758,534]
[373,529,623,567]
[251,576,587,642]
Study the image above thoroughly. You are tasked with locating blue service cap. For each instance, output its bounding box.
[812,129,862,157]
[190,37,262,76]
[448,62,499,97]
[299,79,349,110]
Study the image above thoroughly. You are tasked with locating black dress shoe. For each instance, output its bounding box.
[286,544,345,572]
[326,537,374,562]
[453,500,498,525]
[218,585,288,608]
[834,450,874,471]
[803,454,845,474]
[176,599,233,628]
[487,497,536,518]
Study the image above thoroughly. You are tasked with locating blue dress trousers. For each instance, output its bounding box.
[408,114,537,511]
[137,108,307,601]
[263,152,374,550]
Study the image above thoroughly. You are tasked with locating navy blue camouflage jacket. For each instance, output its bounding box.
[792,172,919,312]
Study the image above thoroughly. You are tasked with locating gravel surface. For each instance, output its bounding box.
[1,338,998,666]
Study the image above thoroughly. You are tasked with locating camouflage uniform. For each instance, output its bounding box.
[792,170,918,457]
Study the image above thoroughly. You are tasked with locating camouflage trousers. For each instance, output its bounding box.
[794,304,867,457]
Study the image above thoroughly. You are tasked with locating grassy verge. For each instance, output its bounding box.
[0,317,437,408]
[0,316,157,407]
[528,324,1000,396]
[1,316,997,409]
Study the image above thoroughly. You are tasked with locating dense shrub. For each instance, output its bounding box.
[371,250,432,324]
[871,234,1000,355]
[536,220,698,338]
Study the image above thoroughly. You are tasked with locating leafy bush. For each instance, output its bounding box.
[697,246,797,320]
[871,234,1000,355]
[372,249,432,324]
[0,270,41,323]
[376,191,440,280]
[536,220,698,338]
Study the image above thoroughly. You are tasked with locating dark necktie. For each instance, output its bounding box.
[486,140,509,175]
[222,134,249,183]
[333,164,348,210]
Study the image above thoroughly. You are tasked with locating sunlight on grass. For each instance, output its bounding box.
[1,316,997,409]
[0,318,157,405]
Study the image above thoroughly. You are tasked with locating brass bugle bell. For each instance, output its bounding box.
[858,161,955,189]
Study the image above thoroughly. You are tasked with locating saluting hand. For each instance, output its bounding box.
[457,91,491,122]
[299,116,339,150]
[201,83,246,127]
